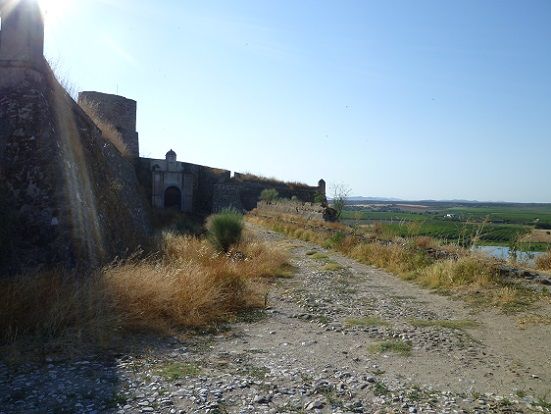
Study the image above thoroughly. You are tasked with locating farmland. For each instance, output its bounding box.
[342,202,551,251]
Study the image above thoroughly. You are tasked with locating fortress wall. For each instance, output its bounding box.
[78,91,140,158]
[136,158,231,216]
[0,63,152,274]
[210,179,323,212]
[196,167,232,214]
[253,201,328,222]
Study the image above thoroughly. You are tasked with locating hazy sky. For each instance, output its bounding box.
[41,0,551,202]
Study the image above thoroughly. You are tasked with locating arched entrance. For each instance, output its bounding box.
[164,186,182,209]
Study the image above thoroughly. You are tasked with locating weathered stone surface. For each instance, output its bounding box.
[78,91,140,158]
[254,200,336,222]
[0,64,151,274]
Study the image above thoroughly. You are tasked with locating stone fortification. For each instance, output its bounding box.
[0,0,44,63]
[0,0,151,273]
[78,91,140,158]
[137,151,324,216]
[212,176,325,212]
[0,0,326,275]
[136,156,231,216]
[254,201,337,222]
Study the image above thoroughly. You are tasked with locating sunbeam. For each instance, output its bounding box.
[38,0,73,23]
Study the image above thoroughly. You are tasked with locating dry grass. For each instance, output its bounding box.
[79,99,129,156]
[536,250,551,271]
[251,214,541,311]
[517,313,551,329]
[350,242,431,276]
[416,256,497,290]
[414,236,438,249]
[0,233,288,352]
[235,172,310,188]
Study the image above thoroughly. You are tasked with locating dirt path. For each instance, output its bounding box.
[2,226,551,413]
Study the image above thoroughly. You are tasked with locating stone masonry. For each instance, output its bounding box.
[0,0,151,273]
[78,91,140,158]
[0,0,325,273]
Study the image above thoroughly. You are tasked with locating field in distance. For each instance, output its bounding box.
[341,201,551,251]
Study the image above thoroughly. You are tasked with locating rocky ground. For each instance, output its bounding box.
[1,226,551,413]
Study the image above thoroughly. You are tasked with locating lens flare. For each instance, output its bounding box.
[38,0,73,23]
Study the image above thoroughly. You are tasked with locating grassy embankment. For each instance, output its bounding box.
[0,217,288,357]
[250,212,550,312]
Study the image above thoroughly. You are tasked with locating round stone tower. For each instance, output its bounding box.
[78,91,140,158]
[0,0,45,64]
[318,179,326,197]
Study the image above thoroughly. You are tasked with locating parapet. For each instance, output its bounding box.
[78,91,140,158]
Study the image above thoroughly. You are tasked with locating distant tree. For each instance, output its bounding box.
[331,184,351,220]
[260,188,279,203]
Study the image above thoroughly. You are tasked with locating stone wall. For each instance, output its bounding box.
[254,201,336,222]
[0,0,44,64]
[136,158,231,216]
[78,91,139,158]
[212,176,324,212]
[0,62,152,274]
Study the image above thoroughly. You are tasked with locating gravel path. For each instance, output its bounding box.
[2,226,550,413]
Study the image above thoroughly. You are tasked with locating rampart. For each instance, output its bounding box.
[253,201,337,222]
[212,176,325,212]
[0,59,151,274]
[135,158,231,216]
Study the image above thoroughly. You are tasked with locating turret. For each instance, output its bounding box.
[165,149,177,162]
[0,0,45,65]
[318,179,326,197]
[78,91,140,158]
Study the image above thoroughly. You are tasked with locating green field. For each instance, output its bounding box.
[342,203,551,250]
[445,206,551,226]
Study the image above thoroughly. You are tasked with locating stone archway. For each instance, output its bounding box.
[164,186,182,209]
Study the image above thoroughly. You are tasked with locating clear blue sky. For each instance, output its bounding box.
[41,0,551,202]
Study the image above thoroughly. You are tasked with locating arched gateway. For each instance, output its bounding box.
[164,186,182,209]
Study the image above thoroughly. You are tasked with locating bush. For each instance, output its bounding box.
[314,192,326,204]
[259,188,279,203]
[206,209,244,252]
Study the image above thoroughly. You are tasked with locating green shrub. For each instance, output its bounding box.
[207,209,244,252]
[259,188,279,203]
[323,231,346,249]
[314,192,326,204]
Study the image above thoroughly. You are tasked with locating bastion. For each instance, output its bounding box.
[0,0,325,273]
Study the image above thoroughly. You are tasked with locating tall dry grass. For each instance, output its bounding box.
[251,214,541,310]
[0,233,288,351]
[536,250,551,271]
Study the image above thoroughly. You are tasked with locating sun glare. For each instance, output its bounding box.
[38,0,73,23]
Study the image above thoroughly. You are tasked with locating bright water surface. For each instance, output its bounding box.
[472,245,544,265]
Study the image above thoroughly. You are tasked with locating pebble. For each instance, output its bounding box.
[0,232,544,413]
